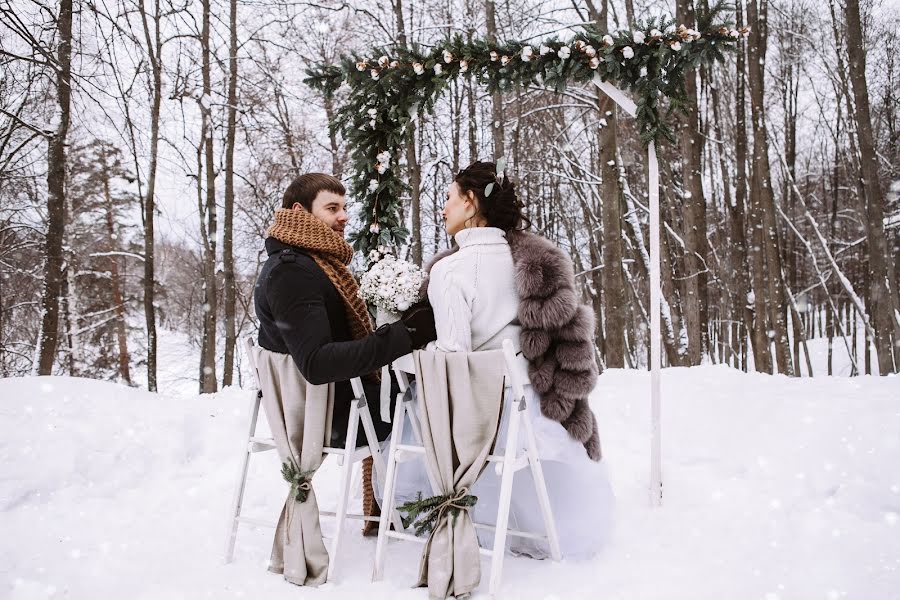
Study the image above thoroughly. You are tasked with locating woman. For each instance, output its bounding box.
[387,161,614,559]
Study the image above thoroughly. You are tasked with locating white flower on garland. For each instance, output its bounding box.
[729,29,740,39]
[367,108,377,117]
[589,56,600,69]
[650,29,663,39]
[434,63,443,75]
[375,150,390,174]
[368,179,379,192]
[540,44,551,55]
[443,49,454,63]
[369,119,376,129]
[521,45,534,61]
[460,59,469,72]
[356,60,368,71]
[490,50,499,61]
[602,34,614,47]
[370,69,380,80]
[378,55,389,67]
[633,31,646,44]
[584,45,597,57]
[622,46,634,59]
[670,41,682,51]
[640,66,648,77]
[413,62,425,75]
[390,60,399,68]
[599,117,608,127]
[557,46,571,59]
[358,253,425,313]
[501,55,511,66]
[369,223,380,234]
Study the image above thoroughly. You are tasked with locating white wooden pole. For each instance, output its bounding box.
[648,142,662,506]
[591,75,663,506]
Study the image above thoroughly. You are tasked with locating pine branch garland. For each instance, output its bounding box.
[304,1,742,259]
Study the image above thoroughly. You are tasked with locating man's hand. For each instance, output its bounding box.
[401,300,437,349]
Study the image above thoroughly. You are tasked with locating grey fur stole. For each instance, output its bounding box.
[422,231,602,461]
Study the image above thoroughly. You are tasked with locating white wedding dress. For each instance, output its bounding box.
[375,227,615,559]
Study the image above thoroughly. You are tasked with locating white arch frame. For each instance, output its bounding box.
[592,75,662,506]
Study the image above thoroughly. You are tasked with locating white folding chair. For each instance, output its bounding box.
[373,339,562,597]
[224,337,395,581]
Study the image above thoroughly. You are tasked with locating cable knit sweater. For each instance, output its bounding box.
[427,227,522,353]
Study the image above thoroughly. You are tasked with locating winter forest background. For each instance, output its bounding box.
[1,0,899,392]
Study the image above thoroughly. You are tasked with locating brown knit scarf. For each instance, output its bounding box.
[266,207,381,534]
[267,208,373,342]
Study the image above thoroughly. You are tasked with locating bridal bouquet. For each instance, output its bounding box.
[358,248,425,322]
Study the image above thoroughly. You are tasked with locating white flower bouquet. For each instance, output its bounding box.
[358,248,425,323]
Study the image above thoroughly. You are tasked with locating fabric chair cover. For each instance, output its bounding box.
[412,349,506,599]
[251,346,334,586]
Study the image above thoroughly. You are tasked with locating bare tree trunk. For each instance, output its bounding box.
[675,0,708,366]
[101,151,132,385]
[199,0,218,393]
[845,0,898,373]
[735,1,767,371]
[583,0,626,367]
[747,0,792,375]
[485,0,505,160]
[222,0,238,387]
[37,0,73,375]
[138,0,161,392]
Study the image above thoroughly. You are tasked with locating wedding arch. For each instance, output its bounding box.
[307,6,744,506]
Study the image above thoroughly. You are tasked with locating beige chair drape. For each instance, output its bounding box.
[412,349,506,599]
[251,346,334,586]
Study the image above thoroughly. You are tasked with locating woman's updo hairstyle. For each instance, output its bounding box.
[453,161,531,233]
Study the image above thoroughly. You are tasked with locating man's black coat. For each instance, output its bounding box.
[254,237,410,446]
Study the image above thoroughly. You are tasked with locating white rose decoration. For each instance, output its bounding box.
[443,49,454,63]
[460,59,469,72]
[622,46,634,59]
[589,57,600,69]
[368,179,379,192]
[557,46,571,59]
[501,55,511,66]
[413,62,425,75]
[540,44,551,55]
[521,45,533,61]
[633,31,646,44]
[434,63,443,75]
[602,34,614,47]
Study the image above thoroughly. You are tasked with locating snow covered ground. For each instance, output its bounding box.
[1,364,898,600]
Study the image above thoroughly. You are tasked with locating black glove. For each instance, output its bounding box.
[401,300,437,349]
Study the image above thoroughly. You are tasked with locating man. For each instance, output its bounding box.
[254,172,435,531]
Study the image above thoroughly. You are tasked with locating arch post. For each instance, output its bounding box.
[592,76,663,506]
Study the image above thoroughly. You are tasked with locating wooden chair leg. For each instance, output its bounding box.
[224,389,262,564]
[328,398,361,581]
[488,397,523,597]
[372,396,408,581]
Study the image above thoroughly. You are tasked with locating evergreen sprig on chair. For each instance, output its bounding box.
[398,489,478,536]
[281,460,315,503]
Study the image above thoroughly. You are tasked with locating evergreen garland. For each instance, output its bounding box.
[305,2,743,257]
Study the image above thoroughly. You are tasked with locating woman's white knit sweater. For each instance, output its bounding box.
[426,227,522,353]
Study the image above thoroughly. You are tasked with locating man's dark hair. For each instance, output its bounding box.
[282,173,346,210]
